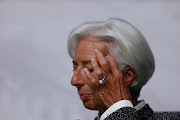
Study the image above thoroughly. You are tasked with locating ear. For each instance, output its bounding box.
[123,66,136,86]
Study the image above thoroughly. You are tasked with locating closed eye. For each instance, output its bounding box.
[72,69,93,72]
[88,69,94,72]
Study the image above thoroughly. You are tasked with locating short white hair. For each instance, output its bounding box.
[67,18,155,99]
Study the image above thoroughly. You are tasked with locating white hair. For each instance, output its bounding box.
[67,18,155,99]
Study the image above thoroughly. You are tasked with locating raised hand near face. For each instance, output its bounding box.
[83,49,135,108]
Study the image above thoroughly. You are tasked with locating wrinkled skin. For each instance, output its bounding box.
[71,37,137,115]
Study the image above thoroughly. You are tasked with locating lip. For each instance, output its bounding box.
[79,94,91,100]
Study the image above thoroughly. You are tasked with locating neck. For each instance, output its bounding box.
[131,99,140,107]
[98,106,107,116]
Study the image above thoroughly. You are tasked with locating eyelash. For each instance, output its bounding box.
[72,69,94,72]
[88,69,94,72]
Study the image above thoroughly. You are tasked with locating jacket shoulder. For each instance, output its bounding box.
[148,112,180,120]
[104,107,138,120]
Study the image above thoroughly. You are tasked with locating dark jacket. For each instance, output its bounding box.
[95,104,180,120]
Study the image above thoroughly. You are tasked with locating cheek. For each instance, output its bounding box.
[91,91,106,109]
[84,84,100,101]
[83,85,105,110]
[91,89,102,104]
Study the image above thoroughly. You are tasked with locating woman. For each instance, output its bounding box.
[67,18,179,120]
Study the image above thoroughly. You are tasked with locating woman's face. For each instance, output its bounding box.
[71,37,109,111]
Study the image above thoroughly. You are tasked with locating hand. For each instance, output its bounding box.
[83,49,131,107]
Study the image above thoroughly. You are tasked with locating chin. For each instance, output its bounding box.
[82,101,98,110]
[82,100,107,112]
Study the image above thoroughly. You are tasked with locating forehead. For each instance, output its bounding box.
[74,37,109,61]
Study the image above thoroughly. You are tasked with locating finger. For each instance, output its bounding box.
[83,68,100,88]
[105,55,122,76]
[120,78,131,100]
[105,55,122,96]
[94,49,110,75]
[81,69,96,90]
[91,58,104,79]
[106,55,131,99]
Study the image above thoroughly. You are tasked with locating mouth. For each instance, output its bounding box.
[79,94,91,100]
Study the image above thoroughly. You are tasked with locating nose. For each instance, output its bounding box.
[71,67,85,88]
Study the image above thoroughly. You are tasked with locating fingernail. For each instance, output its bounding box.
[95,49,98,52]
[91,58,95,61]
[83,68,88,72]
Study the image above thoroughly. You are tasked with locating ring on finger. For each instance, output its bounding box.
[99,76,108,84]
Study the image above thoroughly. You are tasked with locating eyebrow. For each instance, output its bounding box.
[72,60,91,65]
